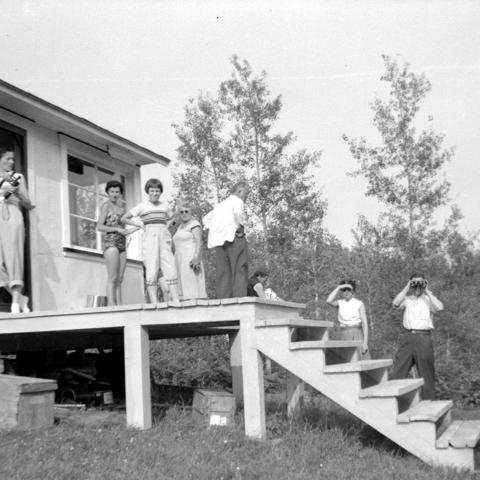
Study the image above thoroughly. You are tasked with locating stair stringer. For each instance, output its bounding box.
[255,327,474,470]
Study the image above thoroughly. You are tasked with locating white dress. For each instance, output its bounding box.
[173,219,207,300]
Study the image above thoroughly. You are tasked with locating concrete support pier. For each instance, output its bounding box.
[124,325,152,429]
[239,316,266,439]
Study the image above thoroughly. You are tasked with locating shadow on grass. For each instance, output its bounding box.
[53,408,126,430]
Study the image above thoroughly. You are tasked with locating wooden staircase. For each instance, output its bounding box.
[254,317,480,471]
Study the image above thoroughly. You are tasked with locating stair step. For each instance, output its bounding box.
[436,420,480,448]
[359,379,424,398]
[290,340,362,351]
[256,319,332,328]
[397,400,453,423]
[324,359,392,373]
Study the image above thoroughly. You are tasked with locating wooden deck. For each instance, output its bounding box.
[0,297,305,432]
[2,297,480,470]
[0,298,304,352]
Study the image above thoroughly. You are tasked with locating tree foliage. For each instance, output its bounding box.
[219,56,294,241]
[173,93,231,216]
[173,55,326,264]
[344,55,454,262]
[162,54,480,406]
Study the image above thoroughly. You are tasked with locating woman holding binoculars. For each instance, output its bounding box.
[0,147,34,313]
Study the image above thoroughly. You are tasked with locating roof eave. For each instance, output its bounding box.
[0,78,170,166]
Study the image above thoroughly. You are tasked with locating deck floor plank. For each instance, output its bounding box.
[359,379,424,398]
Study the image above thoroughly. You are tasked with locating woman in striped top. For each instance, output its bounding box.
[122,178,179,303]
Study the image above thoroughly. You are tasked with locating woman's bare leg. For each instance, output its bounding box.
[146,284,160,303]
[104,248,120,306]
[116,251,127,306]
[158,277,171,302]
[169,283,179,302]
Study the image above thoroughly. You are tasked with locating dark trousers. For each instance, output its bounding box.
[391,332,436,400]
[215,236,248,299]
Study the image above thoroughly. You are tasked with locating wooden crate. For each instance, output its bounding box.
[0,374,57,429]
[192,389,236,426]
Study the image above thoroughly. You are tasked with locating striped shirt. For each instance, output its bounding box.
[129,201,171,225]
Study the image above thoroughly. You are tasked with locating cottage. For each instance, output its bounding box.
[0,79,169,312]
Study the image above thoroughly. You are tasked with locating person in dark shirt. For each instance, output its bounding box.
[247,268,269,298]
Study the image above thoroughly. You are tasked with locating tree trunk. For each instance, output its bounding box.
[406,167,417,267]
[254,127,270,266]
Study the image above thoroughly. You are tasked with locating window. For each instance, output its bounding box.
[67,155,126,251]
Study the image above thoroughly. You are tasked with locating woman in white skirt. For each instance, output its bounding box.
[327,279,370,359]
[122,178,179,303]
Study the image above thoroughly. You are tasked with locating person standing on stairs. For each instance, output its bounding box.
[326,279,370,359]
[391,273,443,400]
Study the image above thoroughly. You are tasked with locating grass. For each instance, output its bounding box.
[0,396,479,480]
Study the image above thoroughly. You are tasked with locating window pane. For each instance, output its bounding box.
[70,217,97,249]
[69,185,96,219]
[97,166,114,195]
[66,153,130,253]
[68,156,95,190]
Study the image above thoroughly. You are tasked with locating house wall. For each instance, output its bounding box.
[0,109,146,311]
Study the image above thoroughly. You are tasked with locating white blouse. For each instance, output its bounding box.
[338,298,363,327]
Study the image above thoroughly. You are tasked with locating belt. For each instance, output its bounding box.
[144,220,167,225]
[405,329,432,334]
[340,325,361,329]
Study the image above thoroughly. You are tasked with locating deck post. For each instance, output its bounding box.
[286,371,304,418]
[229,331,243,402]
[239,316,266,439]
[124,325,152,429]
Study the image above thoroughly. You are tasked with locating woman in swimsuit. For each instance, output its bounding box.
[96,180,137,306]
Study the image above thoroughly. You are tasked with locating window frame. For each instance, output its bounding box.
[60,139,141,260]
[67,155,127,251]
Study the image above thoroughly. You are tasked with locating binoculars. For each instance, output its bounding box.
[4,172,20,200]
[410,279,427,289]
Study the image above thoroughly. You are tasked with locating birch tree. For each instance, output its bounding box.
[344,55,453,263]
[174,56,325,267]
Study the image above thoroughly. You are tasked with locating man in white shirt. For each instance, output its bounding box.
[391,273,444,400]
[203,182,249,298]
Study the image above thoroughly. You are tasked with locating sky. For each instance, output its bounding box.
[1,0,480,246]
